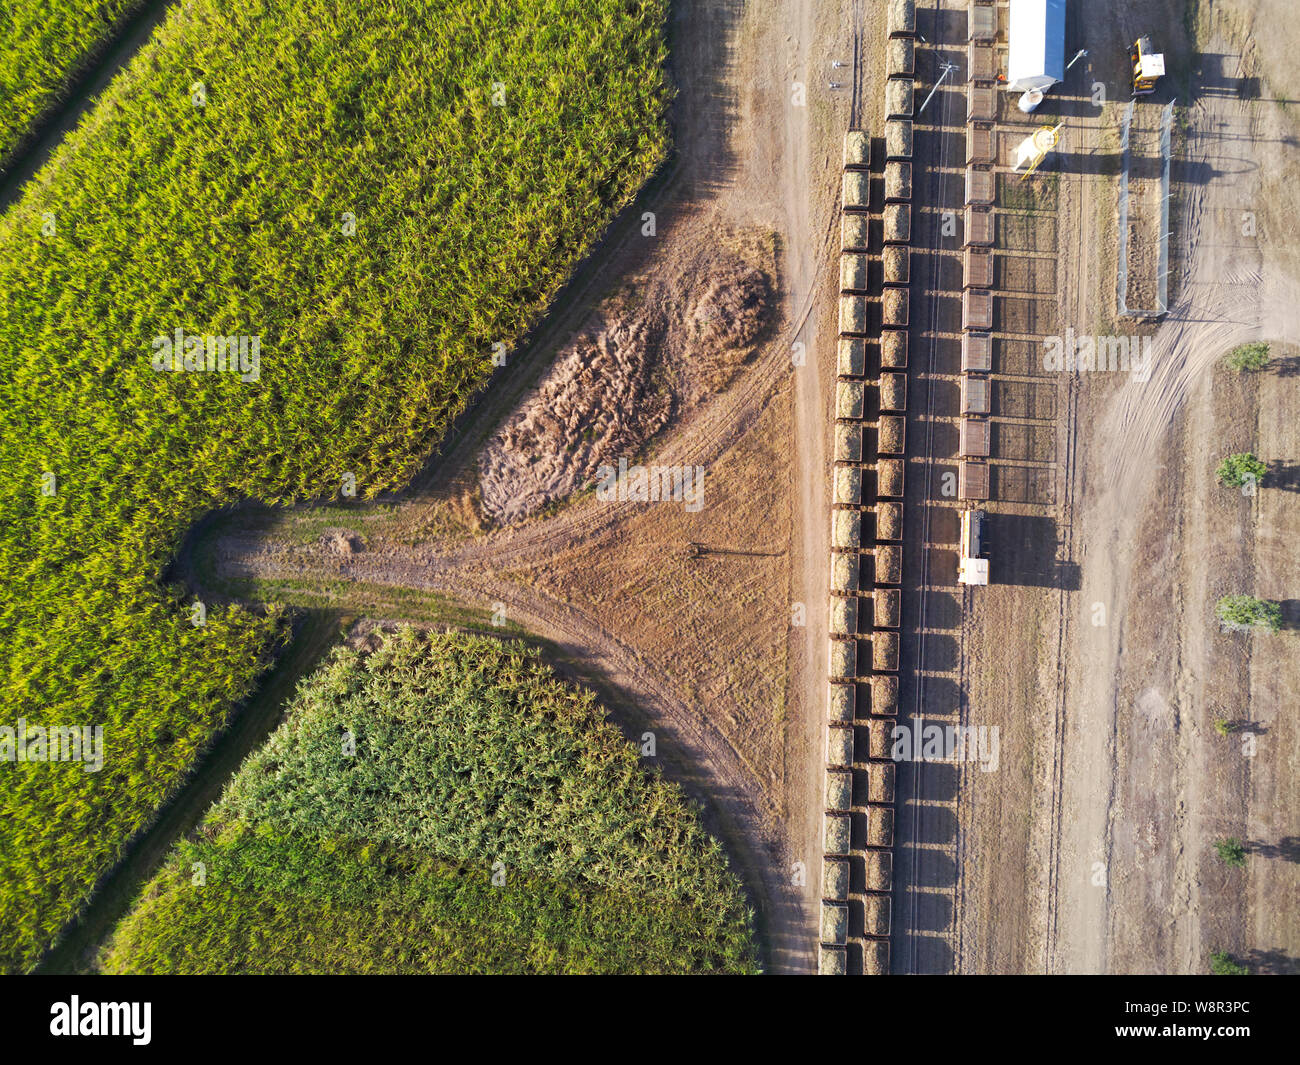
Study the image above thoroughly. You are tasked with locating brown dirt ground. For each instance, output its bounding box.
[955,0,1299,974]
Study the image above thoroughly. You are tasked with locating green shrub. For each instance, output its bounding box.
[1224,342,1270,372]
[1209,950,1249,975]
[1215,595,1282,633]
[1213,837,1247,868]
[0,0,670,972]
[1215,452,1267,489]
[102,630,758,974]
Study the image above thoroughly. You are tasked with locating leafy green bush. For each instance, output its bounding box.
[102,631,758,974]
[1209,950,1249,975]
[0,1,149,166]
[1224,342,1270,372]
[1215,595,1283,633]
[1213,837,1247,868]
[1215,452,1267,489]
[0,0,669,972]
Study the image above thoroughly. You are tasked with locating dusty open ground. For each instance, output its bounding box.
[920,0,1300,974]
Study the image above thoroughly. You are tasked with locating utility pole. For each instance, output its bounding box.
[918,62,958,115]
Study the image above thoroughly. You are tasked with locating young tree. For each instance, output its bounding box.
[1215,452,1267,490]
[1224,342,1270,372]
[1216,595,1283,633]
[1209,950,1249,975]
[1213,837,1247,867]
[1213,718,1235,737]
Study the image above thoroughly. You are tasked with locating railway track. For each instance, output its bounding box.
[904,0,965,975]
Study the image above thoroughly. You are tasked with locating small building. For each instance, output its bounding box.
[960,417,991,457]
[961,375,991,414]
[1006,0,1067,94]
[965,205,994,246]
[959,459,990,500]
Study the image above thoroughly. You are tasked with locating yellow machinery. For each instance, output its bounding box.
[1011,123,1063,179]
[1130,36,1165,95]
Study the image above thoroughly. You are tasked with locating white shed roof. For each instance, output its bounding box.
[1006,0,1067,92]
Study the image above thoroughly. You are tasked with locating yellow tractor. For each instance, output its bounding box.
[1130,36,1165,95]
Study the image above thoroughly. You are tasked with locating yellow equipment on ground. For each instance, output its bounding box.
[1130,36,1165,95]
